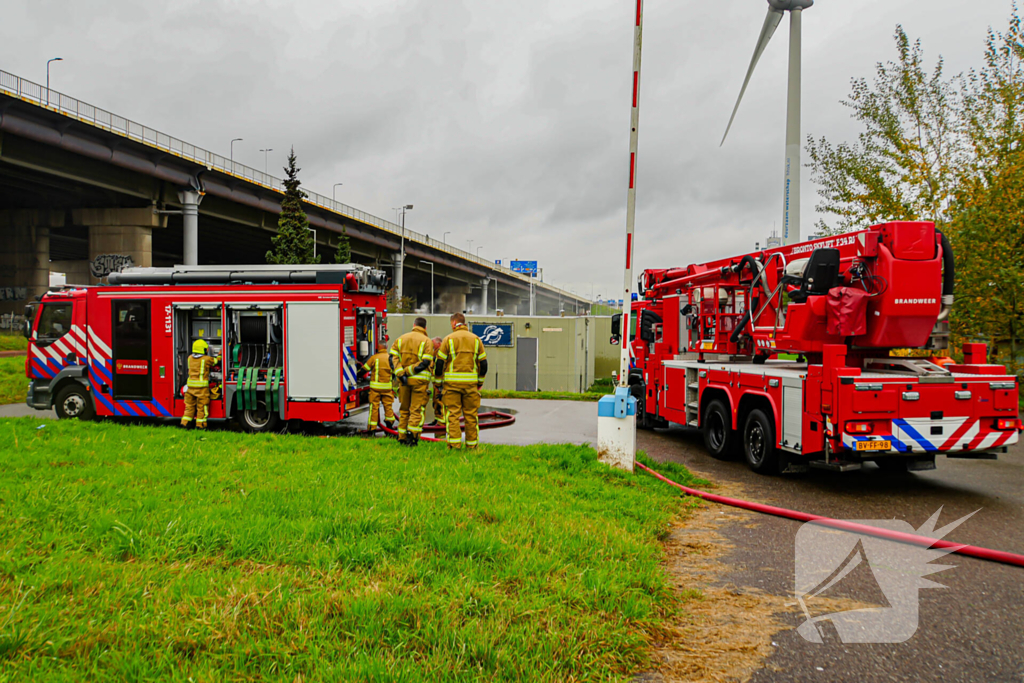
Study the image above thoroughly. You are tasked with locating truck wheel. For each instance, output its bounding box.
[744,408,780,474]
[703,399,735,459]
[54,384,95,421]
[631,383,653,430]
[236,400,282,434]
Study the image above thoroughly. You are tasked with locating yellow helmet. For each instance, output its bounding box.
[192,339,209,354]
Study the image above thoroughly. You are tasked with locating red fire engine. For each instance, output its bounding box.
[23,265,389,432]
[613,221,1021,474]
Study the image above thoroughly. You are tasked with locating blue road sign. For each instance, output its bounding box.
[511,260,538,277]
[472,323,514,347]
[495,259,502,266]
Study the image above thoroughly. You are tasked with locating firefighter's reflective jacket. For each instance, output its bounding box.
[389,325,434,383]
[437,324,487,385]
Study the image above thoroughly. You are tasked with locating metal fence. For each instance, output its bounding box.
[0,69,583,302]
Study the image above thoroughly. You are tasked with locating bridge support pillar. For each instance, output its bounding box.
[480,277,490,317]
[0,210,63,317]
[73,208,160,283]
[178,190,203,266]
[438,284,471,315]
[391,253,405,304]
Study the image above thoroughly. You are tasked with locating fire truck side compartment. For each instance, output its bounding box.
[286,301,341,402]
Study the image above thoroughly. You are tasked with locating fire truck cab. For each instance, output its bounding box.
[23,264,389,432]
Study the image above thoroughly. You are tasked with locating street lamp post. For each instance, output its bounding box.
[259,148,273,174]
[394,204,413,300]
[422,260,435,315]
[443,231,451,246]
[230,138,243,166]
[476,246,483,258]
[333,183,343,202]
[46,57,63,107]
[467,239,474,253]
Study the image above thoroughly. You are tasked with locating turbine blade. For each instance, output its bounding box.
[721,7,785,146]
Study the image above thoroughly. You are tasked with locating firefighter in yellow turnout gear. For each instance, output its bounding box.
[389,317,434,446]
[181,339,219,429]
[435,313,488,449]
[360,347,395,432]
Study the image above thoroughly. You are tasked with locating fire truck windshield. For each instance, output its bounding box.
[36,302,72,344]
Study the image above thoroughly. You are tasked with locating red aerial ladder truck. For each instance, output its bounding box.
[22,264,389,432]
[613,221,1021,474]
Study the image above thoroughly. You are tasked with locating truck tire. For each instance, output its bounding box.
[236,399,282,434]
[54,384,95,421]
[631,382,653,430]
[744,408,781,474]
[703,399,736,459]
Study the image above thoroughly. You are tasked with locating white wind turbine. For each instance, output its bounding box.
[721,0,814,246]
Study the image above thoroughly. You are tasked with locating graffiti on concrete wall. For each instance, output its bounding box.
[0,314,27,331]
[0,287,28,302]
[90,254,134,278]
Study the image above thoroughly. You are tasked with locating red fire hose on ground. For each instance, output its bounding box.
[369,410,516,442]
[636,462,1024,569]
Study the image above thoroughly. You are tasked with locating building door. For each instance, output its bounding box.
[516,337,538,392]
[111,299,152,400]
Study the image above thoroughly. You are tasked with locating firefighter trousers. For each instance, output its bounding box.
[368,388,395,429]
[182,387,211,428]
[431,381,444,424]
[443,383,481,448]
[397,382,429,437]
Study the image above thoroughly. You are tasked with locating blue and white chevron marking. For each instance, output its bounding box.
[342,345,358,391]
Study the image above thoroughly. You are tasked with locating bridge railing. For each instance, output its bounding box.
[0,68,584,303]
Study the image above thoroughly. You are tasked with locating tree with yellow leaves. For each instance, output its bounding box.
[807,6,1024,361]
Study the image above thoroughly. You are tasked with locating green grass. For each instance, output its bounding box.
[0,418,706,681]
[481,390,603,402]
[0,356,27,405]
[0,334,27,352]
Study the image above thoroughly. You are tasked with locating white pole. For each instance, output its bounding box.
[783,9,802,246]
[618,0,643,388]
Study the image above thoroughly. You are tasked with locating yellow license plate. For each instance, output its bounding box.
[856,440,891,452]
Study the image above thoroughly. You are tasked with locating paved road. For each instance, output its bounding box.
[641,426,1024,683]
[338,398,598,446]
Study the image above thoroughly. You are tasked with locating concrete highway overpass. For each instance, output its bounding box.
[0,69,588,317]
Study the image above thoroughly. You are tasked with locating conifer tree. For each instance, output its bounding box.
[334,226,351,264]
[266,148,319,265]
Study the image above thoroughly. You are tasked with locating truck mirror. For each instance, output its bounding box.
[22,304,34,339]
[611,313,621,337]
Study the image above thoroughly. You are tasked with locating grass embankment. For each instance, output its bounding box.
[0,334,27,352]
[0,356,27,405]
[0,418,705,681]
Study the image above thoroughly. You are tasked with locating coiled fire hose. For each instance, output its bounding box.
[636,462,1024,568]
[371,410,516,442]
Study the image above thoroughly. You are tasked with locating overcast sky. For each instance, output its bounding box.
[2,0,1016,300]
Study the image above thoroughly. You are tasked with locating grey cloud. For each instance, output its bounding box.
[2,0,1015,301]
